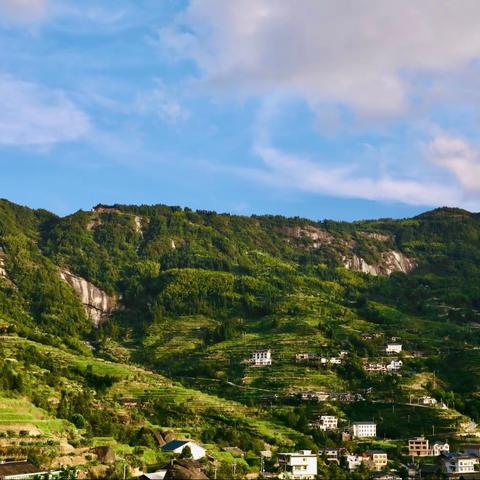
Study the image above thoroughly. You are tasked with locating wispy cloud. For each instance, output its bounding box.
[248,143,463,207]
[429,134,480,194]
[162,0,480,117]
[0,0,48,23]
[0,74,91,146]
[135,80,190,124]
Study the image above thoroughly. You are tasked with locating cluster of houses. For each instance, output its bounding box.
[295,350,348,366]
[248,348,351,368]
[364,359,403,373]
[296,390,365,403]
[277,447,391,479]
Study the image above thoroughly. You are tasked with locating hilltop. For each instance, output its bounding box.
[0,199,480,477]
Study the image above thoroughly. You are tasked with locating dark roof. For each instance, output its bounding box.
[0,461,40,478]
[162,440,190,451]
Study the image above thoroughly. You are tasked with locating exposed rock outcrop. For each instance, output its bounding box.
[342,251,416,276]
[358,231,392,242]
[0,248,7,279]
[59,269,119,326]
[280,225,334,249]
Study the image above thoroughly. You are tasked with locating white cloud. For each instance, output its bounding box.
[0,0,48,23]
[247,142,463,207]
[429,134,480,193]
[162,0,480,116]
[135,81,190,124]
[0,74,91,146]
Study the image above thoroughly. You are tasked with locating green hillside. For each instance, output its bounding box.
[1,199,480,477]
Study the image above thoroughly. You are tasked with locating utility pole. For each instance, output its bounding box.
[232,461,237,479]
[123,464,127,480]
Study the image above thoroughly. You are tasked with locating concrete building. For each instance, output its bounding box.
[432,441,449,456]
[352,421,376,438]
[277,450,317,480]
[251,349,272,366]
[368,451,388,470]
[386,360,403,371]
[386,344,402,354]
[345,454,365,471]
[441,453,479,475]
[408,437,430,457]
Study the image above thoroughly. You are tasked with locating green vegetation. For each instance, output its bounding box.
[0,200,480,477]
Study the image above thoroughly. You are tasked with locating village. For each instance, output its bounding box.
[1,335,478,480]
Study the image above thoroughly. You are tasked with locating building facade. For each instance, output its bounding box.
[386,344,402,354]
[251,349,272,366]
[352,422,376,438]
[277,450,317,480]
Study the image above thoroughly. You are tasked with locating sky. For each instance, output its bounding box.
[2,0,480,221]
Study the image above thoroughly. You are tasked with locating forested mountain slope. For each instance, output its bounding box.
[1,199,480,476]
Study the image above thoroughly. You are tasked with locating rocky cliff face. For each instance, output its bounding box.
[59,269,119,326]
[342,251,416,276]
[279,225,334,249]
[0,249,7,279]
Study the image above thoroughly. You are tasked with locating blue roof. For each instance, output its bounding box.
[162,440,190,451]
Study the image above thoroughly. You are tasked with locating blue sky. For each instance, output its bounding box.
[2,0,480,220]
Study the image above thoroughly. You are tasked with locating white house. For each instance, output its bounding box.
[310,415,338,431]
[352,421,376,438]
[431,441,449,456]
[161,440,206,460]
[330,357,342,365]
[386,344,402,354]
[419,396,437,406]
[386,360,403,371]
[441,454,479,475]
[251,349,272,366]
[345,454,365,471]
[277,450,317,480]
[320,415,338,430]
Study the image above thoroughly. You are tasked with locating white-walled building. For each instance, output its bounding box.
[432,441,449,456]
[386,344,402,354]
[277,450,317,480]
[418,396,437,406]
[161,440,206,460]
[320,415,338,430]
[352,421,376,438]
[386,360,403,371]
[441,454,479,475]
[345,454,365,471]
[251,349,272,366]
[310,415,338,431]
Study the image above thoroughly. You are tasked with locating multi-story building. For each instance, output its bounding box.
[251,349,271,366]
[320,415,338,430]
[386,344,402,354]
[441,453,479,475]
[408,437,430,457]
[368,451,388,471]
[352,421,376,438]
[277,450,317,480]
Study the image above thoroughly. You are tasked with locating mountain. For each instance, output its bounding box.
[0,199,480,477]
